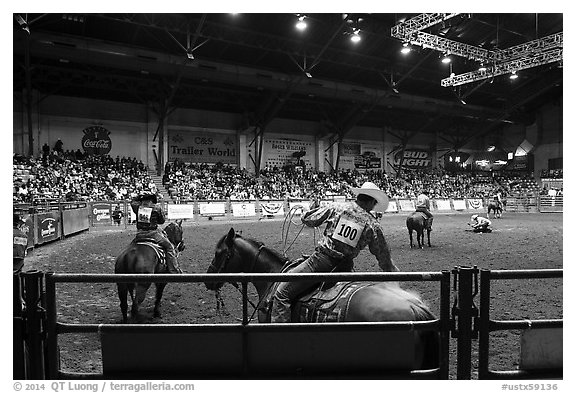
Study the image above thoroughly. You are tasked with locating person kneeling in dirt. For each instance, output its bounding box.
[468,214,492,233]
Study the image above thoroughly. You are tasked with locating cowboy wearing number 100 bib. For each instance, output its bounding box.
[271,182,399,323]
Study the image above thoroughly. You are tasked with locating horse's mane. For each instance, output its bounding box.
[234,233,289,264]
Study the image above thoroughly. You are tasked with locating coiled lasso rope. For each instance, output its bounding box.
[281,204,321,257]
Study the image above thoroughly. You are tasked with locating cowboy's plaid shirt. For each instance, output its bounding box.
[301,201,398,272]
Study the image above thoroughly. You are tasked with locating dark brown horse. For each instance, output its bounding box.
[205,228,439,370]
[487,201,503,218]
[115,221,184,322]
[406,212,431,249]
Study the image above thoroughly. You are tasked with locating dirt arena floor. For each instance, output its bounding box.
[23,211,563,380]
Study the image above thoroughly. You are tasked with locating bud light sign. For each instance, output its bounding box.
[393,150,431,168]
[82,125,112,155]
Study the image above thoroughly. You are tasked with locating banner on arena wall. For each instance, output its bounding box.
[288,201,312,215]
[467,199,484,210]
[168,129,237,164]
[262,138,315,169]
[385,201,398,213]
[82,125,112,156]
[231,202,256,217]
[398,199,415,211]
[92,203,112,225]
[259,201,285,216]
[435,199,452,211]
[452,199,466,210]
[35,212,60,244]
[199,202,226,216]
[167,204,195,220]
[339,142,383,171]
[393,149,432,169]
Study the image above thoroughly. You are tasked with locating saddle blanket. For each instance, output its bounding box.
[260,278,374,323]
[135,241,166,270]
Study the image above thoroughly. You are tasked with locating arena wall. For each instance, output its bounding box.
[13,93,562,175]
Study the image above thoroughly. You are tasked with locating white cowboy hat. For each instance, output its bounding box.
[351,182,389,212]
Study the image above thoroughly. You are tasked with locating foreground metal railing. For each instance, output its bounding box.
[42,271,451,379]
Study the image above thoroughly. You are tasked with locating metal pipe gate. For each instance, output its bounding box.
[13,267,563,379]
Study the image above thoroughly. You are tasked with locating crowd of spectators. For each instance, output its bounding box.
[13,152,153,204]
[14,151,559,205]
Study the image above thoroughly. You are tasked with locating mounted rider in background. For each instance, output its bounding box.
[415,190,433,231]
[130,192,182,274]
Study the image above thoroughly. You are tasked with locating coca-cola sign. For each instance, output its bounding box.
[82,125,112,155]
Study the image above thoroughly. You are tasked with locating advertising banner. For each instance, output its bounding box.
[385,201,398,213]
[92,203,112,225]
[82,125,112,156]
[467,199,484,210]
[398,199,415,212]
[393,149,432,169]
[288,201,312,215]
[168,129,237,164]
[167,204,195,220]
[199,202,226,216]
[36,212,60,244]
[339,142,382,171]
[435,199,452,211]
[231,202,257,217]
[263,138,315,169]
[259,201,285,216]
[452,199,466,210]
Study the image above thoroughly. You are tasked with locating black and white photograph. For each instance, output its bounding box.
[10,5,566,389]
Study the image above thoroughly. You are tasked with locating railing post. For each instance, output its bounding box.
[23,270,45,379]
[14,273,27,379]
[44,272,59,379]
[478,269,491,379]
[455,266,475,379]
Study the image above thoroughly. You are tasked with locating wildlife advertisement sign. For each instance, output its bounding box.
[435,199,452,211]
[452,199,467,210]
[169,129,237,164]
[339,143,382,171]
[262,138,315,169]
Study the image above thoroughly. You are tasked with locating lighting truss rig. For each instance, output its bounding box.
[391,14,563,87]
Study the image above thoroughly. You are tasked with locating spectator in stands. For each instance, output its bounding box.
[271,182,398,323]
[469,214,492,233]
[415,189,434,231]
[13,213,28,273]
[54,139,64,155]
[130,191,182,274]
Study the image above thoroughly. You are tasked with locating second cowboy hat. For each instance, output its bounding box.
[351,182,390,212]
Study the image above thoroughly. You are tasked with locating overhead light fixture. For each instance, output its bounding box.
[305,71,312,78]
[295,15,307,31]
[186,51,194,60]
[459,98,467,105]
[478,63,487,72]
[441,54,451,64]
[510,71,518,80]
[487,145,496,152]
[350,28,361,43]
[400,42,410,54]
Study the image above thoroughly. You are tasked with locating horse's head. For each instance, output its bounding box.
[165,220,185,252]
[205,228,242,291]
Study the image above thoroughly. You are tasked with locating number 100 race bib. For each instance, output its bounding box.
[332,215,363,247]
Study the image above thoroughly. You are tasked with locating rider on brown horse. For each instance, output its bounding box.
[415,190,433,231]
[270,181,398,323]
[130,191,182,274]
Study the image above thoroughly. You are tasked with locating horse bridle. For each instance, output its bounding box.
[209,238,265,275]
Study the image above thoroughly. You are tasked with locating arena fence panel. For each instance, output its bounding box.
[477,269,563,379]
[41,271,451,380]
